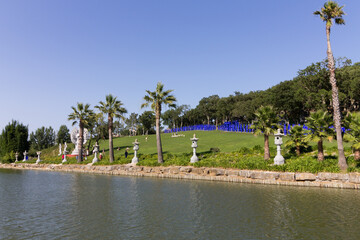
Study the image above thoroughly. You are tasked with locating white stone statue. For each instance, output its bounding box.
[131,139,140,164]
[58,143,62,156]
[22,150,28,162]
[274,129,285,165]
[62,142,68,163]
[70,127,89,155]
[15,152,19,162]
[36,151,41,164]
[92,142,99,164]
[190,134,199,163]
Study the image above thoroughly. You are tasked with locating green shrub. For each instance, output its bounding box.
[210,147,220,153]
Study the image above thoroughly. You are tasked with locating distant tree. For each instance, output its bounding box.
[314,1,347,170]
[232,91,267,123]
[141,82,176,163]
[85,112,108,151]
[68,103,95,163]
[113,120,125,136]
[30,126,56,150]
[305,110,334,161]
[285,125,310,156]
[139,111,155,134]
[125,113,139,135]
[251,106,279,160]
[93,113,109,141]
[0,120,29,162]
[270,80,305,123]
[197,95,220,125]
[56,125,70,144]
[183,108,205,126]
[96,94,127,163]
[294,61,331,115]
[163,105,190,129]
[216,97,234,124]
[343,112,360,160]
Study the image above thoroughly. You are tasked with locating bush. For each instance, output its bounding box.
[252,145,264,154]
[210,147,220,153]
[0,151,15,163]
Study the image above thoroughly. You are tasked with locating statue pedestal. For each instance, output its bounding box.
[71,147,79,156]
[92,152,98,164]
[274,146,285,165]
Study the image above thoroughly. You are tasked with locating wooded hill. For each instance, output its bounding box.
[167,58,360,128]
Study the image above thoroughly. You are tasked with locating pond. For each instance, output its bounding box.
[0,169,359,239]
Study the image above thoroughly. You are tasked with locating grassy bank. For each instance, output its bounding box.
[17,131,359,173]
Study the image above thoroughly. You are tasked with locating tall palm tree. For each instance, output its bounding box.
[285,125,310,156]
[68,103,95,163]
[344,112,360,160]
[141,82,176,163]
[95,94,127,163]
[314,1,347,169]
[305,110,334,161]
[251,105,279,160]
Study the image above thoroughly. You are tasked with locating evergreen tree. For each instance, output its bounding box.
[56,125,71,144]
[0,120,29,162]
[30,126,55,150]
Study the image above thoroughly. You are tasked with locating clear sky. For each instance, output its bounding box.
[0,0,359,133]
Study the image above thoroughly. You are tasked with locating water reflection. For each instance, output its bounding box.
[1,169,360,239]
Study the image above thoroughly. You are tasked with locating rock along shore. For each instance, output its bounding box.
[1,163,360,189]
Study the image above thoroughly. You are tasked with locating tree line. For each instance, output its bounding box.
[163,58,359,128]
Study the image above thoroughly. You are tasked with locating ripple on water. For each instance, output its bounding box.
[1,169,360,240]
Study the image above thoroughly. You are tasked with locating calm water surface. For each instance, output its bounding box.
[0,169,359,240]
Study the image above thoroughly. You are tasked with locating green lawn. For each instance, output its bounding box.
[18,130,357,174]
[100,130,347,157]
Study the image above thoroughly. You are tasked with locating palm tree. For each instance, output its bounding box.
[314,1,347,169]
[305,110,334,161]
[285,125,310,156]
[141,82,176,163]
[68,103,95,163]
[95,94,127,163]
[251,106,279,160]
[344,112,360,160]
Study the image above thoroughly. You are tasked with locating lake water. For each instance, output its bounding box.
[0,169,359,240]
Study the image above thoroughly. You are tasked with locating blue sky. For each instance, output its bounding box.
[0,0,359,133]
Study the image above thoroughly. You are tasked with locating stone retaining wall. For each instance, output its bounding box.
[1,163,360,189]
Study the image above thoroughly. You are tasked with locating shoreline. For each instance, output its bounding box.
[1,163,360,189]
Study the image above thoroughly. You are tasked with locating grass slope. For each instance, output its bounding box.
[101,130,345,156]
[19,131,357,173]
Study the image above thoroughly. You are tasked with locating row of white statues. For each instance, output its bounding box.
[15,133,201,165]
[13,128,286,166]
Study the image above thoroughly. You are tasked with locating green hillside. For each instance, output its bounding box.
[20,131,357,173]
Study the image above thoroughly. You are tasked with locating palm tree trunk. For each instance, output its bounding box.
[296,145,301,156]
[108,115,114,163]
[78,123,84,163]
[264,134,270,160]
[155,112,163,163]
[326,25,347,170]
[317,139,324,161]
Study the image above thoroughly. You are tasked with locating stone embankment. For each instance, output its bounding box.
[1,163,360,189]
